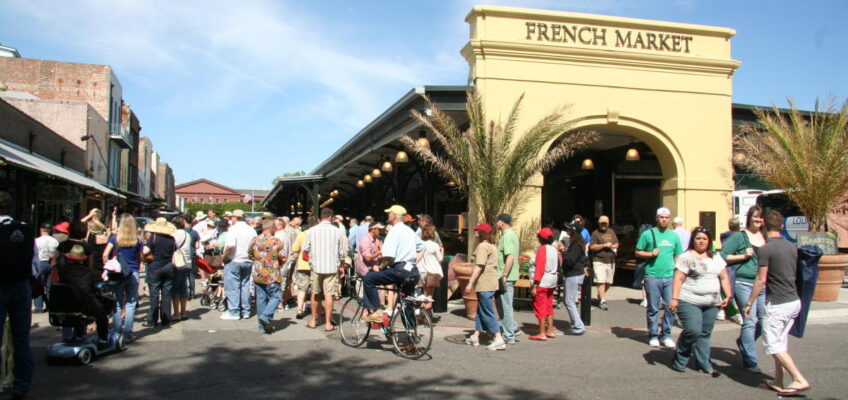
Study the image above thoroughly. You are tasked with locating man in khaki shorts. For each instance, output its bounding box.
[290,216,315,320]
[303,208,346,331]
[589,215,618,311]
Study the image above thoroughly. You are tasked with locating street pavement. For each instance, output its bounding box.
[24,286,848,399]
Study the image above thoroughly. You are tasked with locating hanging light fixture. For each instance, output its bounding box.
[447,181,457,187]
[356,180,365,188]
[625,147,640,161]
[363,174,372,183]
[395,150,409,163]
[381,157,393,172]
[416,131,430,148]
[581,158,595,170]
[371,168,382,178]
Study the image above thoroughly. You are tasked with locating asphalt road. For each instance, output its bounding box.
[25,294,848,400]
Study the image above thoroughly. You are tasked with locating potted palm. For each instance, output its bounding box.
[402,91,597,317]
[735,98,848,301]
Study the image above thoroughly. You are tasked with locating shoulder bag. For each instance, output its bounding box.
[172,232,186,268]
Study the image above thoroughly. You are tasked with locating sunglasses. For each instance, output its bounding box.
[693,226,711,234]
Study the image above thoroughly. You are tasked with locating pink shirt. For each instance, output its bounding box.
[356,234,380,276]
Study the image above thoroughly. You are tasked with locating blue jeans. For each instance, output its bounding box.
[475,291,500,334]
[645,276,676,340]
[673,301,719,371]
[362,263,419,310]
[255,282,281,332]
[734,281,765,368]
[113,271,139,337]
[170,268,190,299]
[146,266,174,325]
[0,281,33,394]
[33,260,52,311]
[564,275,585,333]
[496,281,518,342]
[188,258,197,297]
[224,261,253,318]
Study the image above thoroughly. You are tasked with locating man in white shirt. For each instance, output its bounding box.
[221,209,257,320]
[673,217,691,250]
[33,223,58,312]
[362,205,424,323]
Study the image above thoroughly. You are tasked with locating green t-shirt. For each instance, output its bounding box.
[636,228,683,278]
[497,229,520,281]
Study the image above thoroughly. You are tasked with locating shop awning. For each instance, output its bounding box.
[0,138,124,198]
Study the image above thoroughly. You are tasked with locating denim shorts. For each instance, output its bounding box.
[170,268,190,298]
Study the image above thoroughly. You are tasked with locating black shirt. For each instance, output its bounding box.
[758,236,799,305]
[146,234,177,270]
[562,241,587,278]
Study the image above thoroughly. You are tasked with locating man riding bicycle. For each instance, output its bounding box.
[362,205,424,323]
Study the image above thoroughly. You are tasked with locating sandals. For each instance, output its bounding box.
[528,335,547,341]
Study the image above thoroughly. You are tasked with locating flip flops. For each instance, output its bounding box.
[528,335,547,341]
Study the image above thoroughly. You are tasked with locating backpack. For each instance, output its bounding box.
[0,219,35,282]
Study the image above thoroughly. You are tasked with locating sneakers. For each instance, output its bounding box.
[716,309,726,320]
[513,329,524,337]
[487,339,506,351]
[600,301,609,311]
[410,294,433,303]
[220,313,240,320]
[662,338,676,348]
[640,298,647,308]
[465,336,480,346]
[730,314,743,325]
[649,338,660,347]
[259,317,273,334]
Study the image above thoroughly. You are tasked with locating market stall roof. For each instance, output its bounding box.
[0,137,124,198]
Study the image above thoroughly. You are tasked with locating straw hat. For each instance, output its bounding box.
[144,217,177,236]
[65,243,88,261]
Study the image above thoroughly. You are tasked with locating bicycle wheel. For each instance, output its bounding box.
[339,297,370,347]
[389,304,433,359]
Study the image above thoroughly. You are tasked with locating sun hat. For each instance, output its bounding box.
[656,207,671,217]
[472,222,492,234]
[206,219,216,227]
[144,217,177,236]
[65,244,88,261]
[598,215,610,224]
[494,213,512,225]
[263,212,276,218]
[195,211,207,221]
[233,209,245,218]
[88,220,107,234]
[384,205,407,215]
[370,222,386,230]
[54,221,70,234]
[224,211,233,217]
[536,227,554,239]
[334,214,344,221]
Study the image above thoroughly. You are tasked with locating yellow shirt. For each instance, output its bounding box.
[291,230,311,271]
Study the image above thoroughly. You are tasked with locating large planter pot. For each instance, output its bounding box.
[812,254,848,302]
[452,262,477,320]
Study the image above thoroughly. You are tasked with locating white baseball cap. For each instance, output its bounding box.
[656,207,671,216]
[673,217,684,224]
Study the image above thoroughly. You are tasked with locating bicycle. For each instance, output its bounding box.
[338,275,433,360]
[340,263,362,299]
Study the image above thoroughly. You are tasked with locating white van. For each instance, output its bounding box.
[732,189,765,227]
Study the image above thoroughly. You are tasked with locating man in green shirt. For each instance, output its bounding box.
[495,213,520,344]
[635,207,683,348]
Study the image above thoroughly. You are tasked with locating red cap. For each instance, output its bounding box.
[472,222,492,234]
[54,221,70,234]
[403,214,415,223]
[536,227,554,239]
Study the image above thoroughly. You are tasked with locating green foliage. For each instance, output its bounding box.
[404,91,597,224]
[735,98,848,231]
[272,170,307,186]
[185,201,264,219]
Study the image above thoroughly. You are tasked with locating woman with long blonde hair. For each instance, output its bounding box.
[103,213,144,342]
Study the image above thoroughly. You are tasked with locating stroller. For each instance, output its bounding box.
[200,272,227,312]
[46,283,125,365]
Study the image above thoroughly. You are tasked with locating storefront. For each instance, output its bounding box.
[266,6,741,256]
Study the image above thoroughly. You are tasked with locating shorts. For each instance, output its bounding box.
[593,261,615,284]
[762,299,801,355]
[170,268,190,298]
[294,270,311,293]
[419,271,442,288]
[533,286,555,320]
[310,272,339,297]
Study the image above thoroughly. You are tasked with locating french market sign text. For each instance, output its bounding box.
[525,21,693,53]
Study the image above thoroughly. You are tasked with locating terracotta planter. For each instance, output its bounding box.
[452,262,477,320]
[812,254,848,302]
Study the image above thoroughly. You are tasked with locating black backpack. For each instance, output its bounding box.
[0,220,35,282]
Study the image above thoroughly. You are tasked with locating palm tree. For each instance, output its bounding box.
[402,91,597,224]
[734,98,848,232]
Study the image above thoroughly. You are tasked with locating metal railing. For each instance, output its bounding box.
[109,122,133,149]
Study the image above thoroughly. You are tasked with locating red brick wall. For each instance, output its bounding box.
[0,57,114,122]
[0,98,86,173]
[175,181,243,204]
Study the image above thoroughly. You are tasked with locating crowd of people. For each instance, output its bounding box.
[0,188,815,397]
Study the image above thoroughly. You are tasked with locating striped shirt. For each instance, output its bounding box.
[302,221,346,274]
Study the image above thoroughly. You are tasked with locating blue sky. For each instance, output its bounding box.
[2,0,846,190]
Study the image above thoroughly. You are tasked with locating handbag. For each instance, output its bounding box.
[496,276,506,295]
[172,231,187,268]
